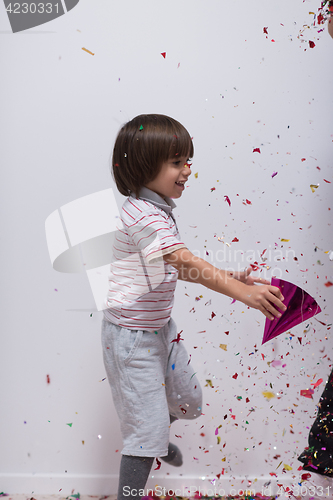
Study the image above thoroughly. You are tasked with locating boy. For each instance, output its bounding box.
[102,114,286,499]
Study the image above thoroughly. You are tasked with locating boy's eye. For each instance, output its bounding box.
[172,158,192,166]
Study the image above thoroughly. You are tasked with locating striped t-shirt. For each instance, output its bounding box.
[103,186,187,331]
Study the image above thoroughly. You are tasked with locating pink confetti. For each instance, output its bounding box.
[272,171,278,178]
[301,389,314,399]
[311,378,323,388]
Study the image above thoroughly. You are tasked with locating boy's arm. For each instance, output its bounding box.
[164,248,286,320]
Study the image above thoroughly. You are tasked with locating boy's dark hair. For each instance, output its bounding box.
[111,114,194,198]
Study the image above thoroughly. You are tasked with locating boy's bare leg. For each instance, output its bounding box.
[117,455,154,500]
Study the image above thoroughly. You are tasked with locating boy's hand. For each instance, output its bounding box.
[164,250,286,320]
[230,267,270,286]
[242,283,287,321]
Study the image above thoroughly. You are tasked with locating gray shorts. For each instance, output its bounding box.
[101,317,202,457]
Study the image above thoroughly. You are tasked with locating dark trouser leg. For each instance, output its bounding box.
[117,455,154,500]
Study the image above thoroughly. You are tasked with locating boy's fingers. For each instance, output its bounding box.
[268,286,287,307]
[270,285,283,299]
[264,290,287,315]
[253,277,270,285]
[259,305,276,320]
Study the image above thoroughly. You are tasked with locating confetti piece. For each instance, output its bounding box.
[281,238,290,242]
[66,423,73,427]
[171,331,184,343]
[325,281,333,287]
[311,378,323,388]
[172,363,175,370]
[161,52,166,58]
[284,463,293,471]
[272,171,278,178]
[139,125,143,131]
[301,158,306,162]
[309,41,316,48]
[224,195,231,206]
[263,27,268,34]
[250,263,259,271]
[219,344,227,351]
[232,373,238,379]
[300,389,314,398]
[310,184,319,192]
[232,237,239,242]
[46,374,50,384]
[82,47,94,55]
[301,473,312,480]
[262,391,275,400]
[154,458,161,470]
[324,179,331,183]
[253,148,261,153]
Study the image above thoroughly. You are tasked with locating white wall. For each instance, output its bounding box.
[1,0,332,496]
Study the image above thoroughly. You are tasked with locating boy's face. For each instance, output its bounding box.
[144,155,192,200]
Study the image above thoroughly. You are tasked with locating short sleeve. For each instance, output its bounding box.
[126,208,187,263]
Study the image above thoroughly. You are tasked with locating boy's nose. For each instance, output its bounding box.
[184,162,192,174]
